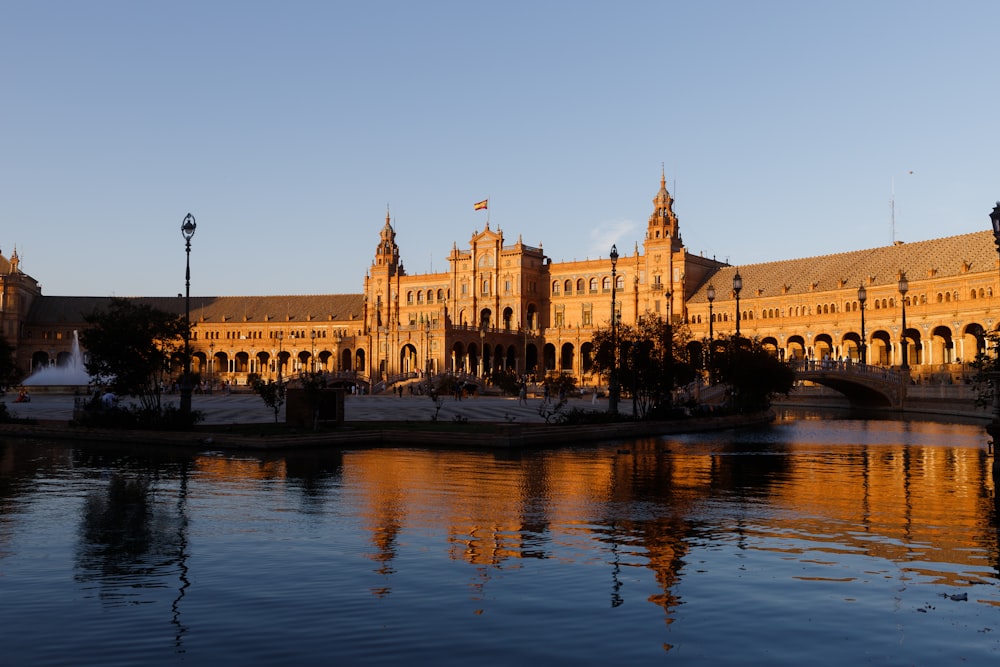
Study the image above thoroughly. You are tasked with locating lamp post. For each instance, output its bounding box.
[609,244,619,414]
[898,272,909,370]
[985,203,1000,478]
[664,290,673,408]
[480,326,485,377]
[733,270,743,338]
[706,284,716,383]
[180,213,196,416]
[707,284,715,342]
[277,330,284,383]
[209,342,214,393]
[857,284,867,365]
[310,330,317,374]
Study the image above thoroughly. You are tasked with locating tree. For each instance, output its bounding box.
[0,333,22,389]
[969,331,1000,409]
[252,378,286,424]
[80,298,189,413]
[589,315,696,419]
[709,335,795,411]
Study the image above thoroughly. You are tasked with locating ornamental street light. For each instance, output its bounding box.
[664,290,673,408]
[898,272,909,370]
[857,284,868,365]
[706,284,716,383]
[609,244,620,415]
[277,330,284,383]
[707,284,715,342]
[984,204,1000,492]
[310,330,317,373]
[732,270,743,338]
[209,342,215,393]
[180,213,196,416]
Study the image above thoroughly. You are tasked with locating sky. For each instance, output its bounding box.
[3,1,1000,298]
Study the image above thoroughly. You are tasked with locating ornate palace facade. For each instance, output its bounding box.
[2,176,998,389]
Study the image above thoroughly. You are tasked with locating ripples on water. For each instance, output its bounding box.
[1,412,998,665]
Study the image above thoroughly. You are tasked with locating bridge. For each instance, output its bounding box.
[790,360,908,409]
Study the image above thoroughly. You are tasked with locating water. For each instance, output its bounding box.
[1,411,998,665]
[22,330,91,386]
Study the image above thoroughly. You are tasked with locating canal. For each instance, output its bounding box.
[1,409,997,665]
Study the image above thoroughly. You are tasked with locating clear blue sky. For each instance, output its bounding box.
[3,1,999,297]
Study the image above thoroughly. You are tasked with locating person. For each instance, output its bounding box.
[518,382,527,406]
[101,389,116,409]
[591,387,598,405]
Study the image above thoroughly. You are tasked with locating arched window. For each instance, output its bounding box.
[427,290,434,304]
[602,276,611,291]
[564,279,572,294]
[552,281,560,295]
[589,277,598,293]
[406,291,414,304]
[616,275,625,289]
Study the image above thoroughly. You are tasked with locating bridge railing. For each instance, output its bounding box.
[789,359,907,386]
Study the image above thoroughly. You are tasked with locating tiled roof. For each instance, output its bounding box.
[27,293,366,325]
[687,230,996,302]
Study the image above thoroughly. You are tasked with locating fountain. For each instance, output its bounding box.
[22,330,92,392]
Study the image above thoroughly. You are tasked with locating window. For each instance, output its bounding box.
[602,277,611,292]
[407,291,414,304]
[589,278,598,293]
[552,281,560,295]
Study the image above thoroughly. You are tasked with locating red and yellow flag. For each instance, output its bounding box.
[474,199,488,211]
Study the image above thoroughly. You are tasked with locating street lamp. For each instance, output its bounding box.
[209,342,215,393]
[987,203,1000,425]
[898,272,909,370]
[857,284,867,365]
[732,270,743,338]
[706,284,716,383]
[310,330,317,374]
[707,284,715,342]
[180,213,196,416]
[609,244,619,414]
[277,330,284,383]
[664,290,673,408]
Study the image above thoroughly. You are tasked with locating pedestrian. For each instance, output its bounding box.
[518,382,527,406]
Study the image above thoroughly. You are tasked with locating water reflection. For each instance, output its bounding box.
[0,415,998,665]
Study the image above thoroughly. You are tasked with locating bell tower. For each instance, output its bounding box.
[643,168,685,322]
[647,167,681,252]
[374,209,400,271]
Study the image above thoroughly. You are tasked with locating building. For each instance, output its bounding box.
[2,176,998,390]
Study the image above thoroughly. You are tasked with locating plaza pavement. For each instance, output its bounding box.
[2,391,609,425]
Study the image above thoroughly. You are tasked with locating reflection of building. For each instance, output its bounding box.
[3,174,999,387]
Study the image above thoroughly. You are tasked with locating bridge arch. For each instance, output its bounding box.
[794,362,907,408]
